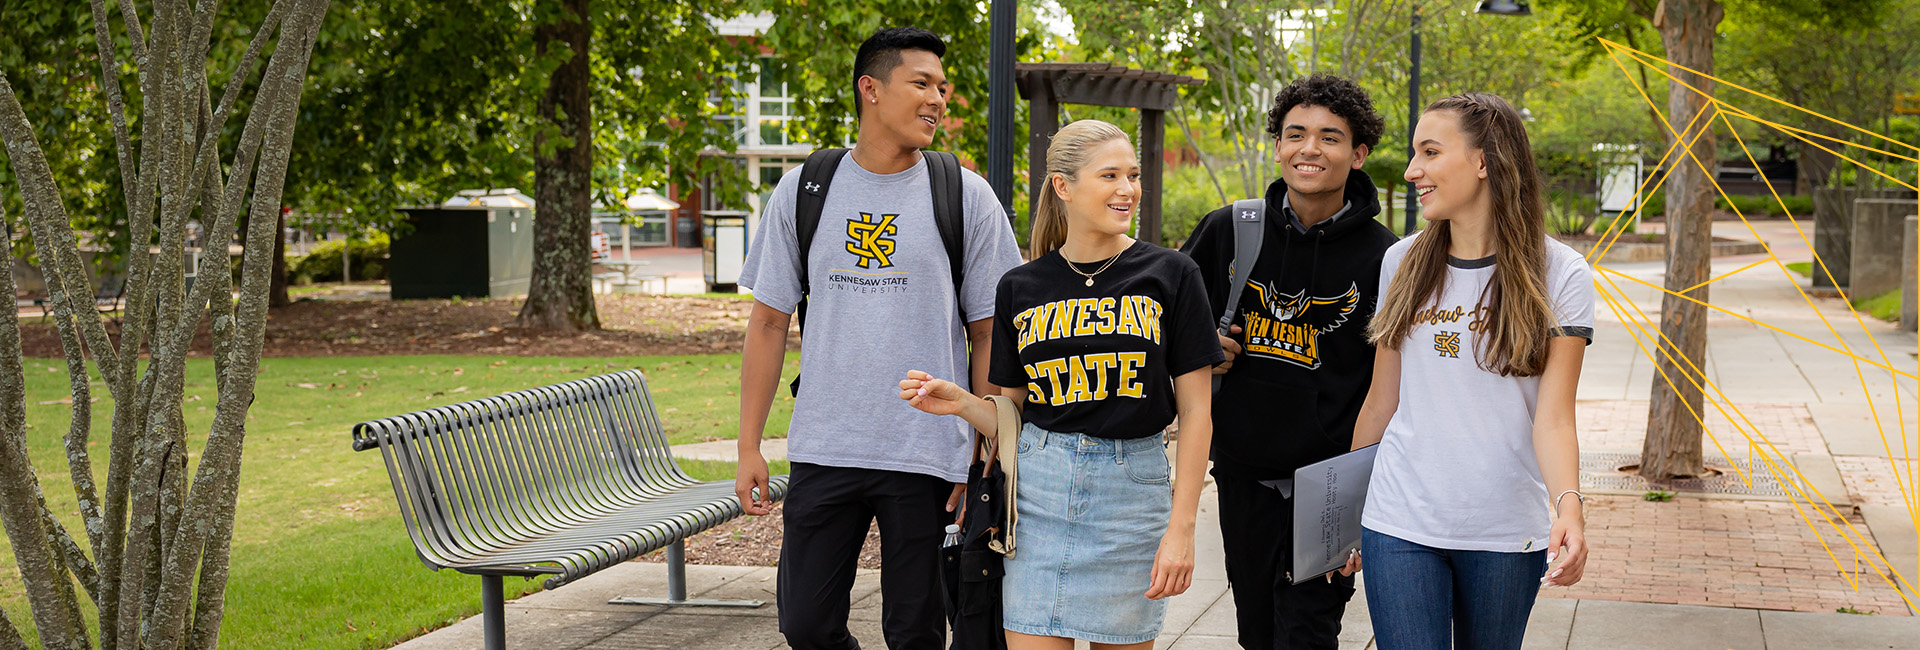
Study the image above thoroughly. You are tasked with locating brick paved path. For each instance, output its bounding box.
[1550,495,1912,615]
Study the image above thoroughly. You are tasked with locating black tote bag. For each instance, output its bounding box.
[943,395,1021,650]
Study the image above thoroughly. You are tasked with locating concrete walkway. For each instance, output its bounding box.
[391,481,1920,650]
[392,217,1920,649]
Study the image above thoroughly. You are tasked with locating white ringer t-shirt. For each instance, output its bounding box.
[1360,232,1595,553]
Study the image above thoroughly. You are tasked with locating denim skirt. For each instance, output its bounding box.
[1003,422,1173,644]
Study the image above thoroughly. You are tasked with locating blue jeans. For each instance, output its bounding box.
[1361,528,1545,650]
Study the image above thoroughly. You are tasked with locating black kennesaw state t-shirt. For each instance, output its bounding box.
[989,240,1224,440]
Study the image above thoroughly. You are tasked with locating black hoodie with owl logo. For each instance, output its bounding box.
[1179,171,1398,480]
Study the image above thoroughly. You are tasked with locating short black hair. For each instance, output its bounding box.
[1266,74,1385,151]
[852,26,947,94]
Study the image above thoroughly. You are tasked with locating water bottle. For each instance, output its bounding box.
[943,523,963,548]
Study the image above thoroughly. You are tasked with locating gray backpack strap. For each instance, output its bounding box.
[1219,199,1267,332]
[1213,199,1266,393]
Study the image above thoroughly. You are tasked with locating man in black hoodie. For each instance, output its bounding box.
[1179,74,1397,650]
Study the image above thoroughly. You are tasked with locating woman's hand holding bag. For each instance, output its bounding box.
[900,370,1021,558]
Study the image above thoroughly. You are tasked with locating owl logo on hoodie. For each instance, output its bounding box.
[1238,281,1361,369]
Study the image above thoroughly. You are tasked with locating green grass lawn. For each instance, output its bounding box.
[2,353,796,650]
[1852,289,1903,322]
[1784,262,1902,321]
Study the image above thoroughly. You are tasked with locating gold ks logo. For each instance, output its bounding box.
[846,212,899,269]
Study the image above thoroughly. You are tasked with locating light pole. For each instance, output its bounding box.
[988,0,1018,229]
[1405,4,1422,237]
[1404,0,1532,236]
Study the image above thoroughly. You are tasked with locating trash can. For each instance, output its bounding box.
[676,213,700,248]
[703,211,748,293]
[391,189,535,299]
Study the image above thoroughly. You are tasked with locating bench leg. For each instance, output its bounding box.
[482,575,506,650]
[607,539,766,608]
[667,538,688,601]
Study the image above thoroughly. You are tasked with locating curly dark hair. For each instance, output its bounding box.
[1265,74,1385,151]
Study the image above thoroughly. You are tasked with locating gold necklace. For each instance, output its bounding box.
[1064,244,1129,287]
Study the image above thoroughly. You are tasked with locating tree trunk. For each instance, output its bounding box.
[0,0,332,647]
[518,0,599,330]
[270,210,291,307]
[1641,0,1724,480]
[1796,122,1839,194]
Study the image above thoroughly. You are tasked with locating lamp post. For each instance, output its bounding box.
[1405,4,1422,237]
[988,0,1018,228]
[1403,0,1532,237]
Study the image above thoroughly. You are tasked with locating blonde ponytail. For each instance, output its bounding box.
[1029,119,1130,259]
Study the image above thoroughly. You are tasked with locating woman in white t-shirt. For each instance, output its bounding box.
[1341,92,1593,649]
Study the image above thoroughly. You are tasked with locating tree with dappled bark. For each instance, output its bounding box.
[0,1,333,648]
[1559,0,1895,480]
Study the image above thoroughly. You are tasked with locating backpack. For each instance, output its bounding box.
[789,148,967,397]
[1212,198,1267,393]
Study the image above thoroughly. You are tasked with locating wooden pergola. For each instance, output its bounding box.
[1016,63,1204,246]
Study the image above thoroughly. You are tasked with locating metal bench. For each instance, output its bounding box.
[33,282,127,322]
[350,370,788,649]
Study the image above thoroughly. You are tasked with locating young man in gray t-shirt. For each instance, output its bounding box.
[735,27,1021,650]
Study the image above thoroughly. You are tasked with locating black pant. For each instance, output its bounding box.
[1215,471,1357,650]
[779,462,951,650]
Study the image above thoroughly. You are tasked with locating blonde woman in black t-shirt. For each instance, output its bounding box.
[900,119,1223,649]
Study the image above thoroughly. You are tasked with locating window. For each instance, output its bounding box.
[714,68,751,145]
[756,59,794,146]
[715,57,798,148]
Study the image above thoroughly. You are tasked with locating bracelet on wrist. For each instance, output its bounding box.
[1554,489,1585,514]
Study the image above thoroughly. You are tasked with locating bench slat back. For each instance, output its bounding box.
[351,370,691,569]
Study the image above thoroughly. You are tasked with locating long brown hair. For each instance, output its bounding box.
[1029,119,1130,259]
[1367,93,1556,377]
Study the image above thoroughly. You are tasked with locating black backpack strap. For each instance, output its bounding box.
[789,147,848,397]
[793,147,850,323]
[924,151,967,317]
[1213,198,1266,393]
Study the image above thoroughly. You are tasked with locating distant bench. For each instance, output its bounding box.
[32,282,126,321]
[351,370,789,649]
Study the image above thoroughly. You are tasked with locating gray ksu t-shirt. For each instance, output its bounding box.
[740,154,1022,482]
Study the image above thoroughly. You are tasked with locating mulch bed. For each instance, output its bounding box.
[1552,233,1751,244]
[637,503,883,569]
[16,291,797,358]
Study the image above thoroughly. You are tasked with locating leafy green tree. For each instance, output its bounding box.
[0,2,334,649]
[1064,0,1311,201]
[1552,0,1897,479]
[1550,0,1726,479]
[1,4,141,282]
[1058,0,1580,238]
[1719,1,1920,190]
[745,1,1002,168]
[288,0,749,329]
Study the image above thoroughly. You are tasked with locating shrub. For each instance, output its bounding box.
[1160,162,1230,247]
[1714,194,1812,217]
[289,232,390,284]
[1637,188,1666,217]
[1594,210,1639,235]
[1544,189,1601,236]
